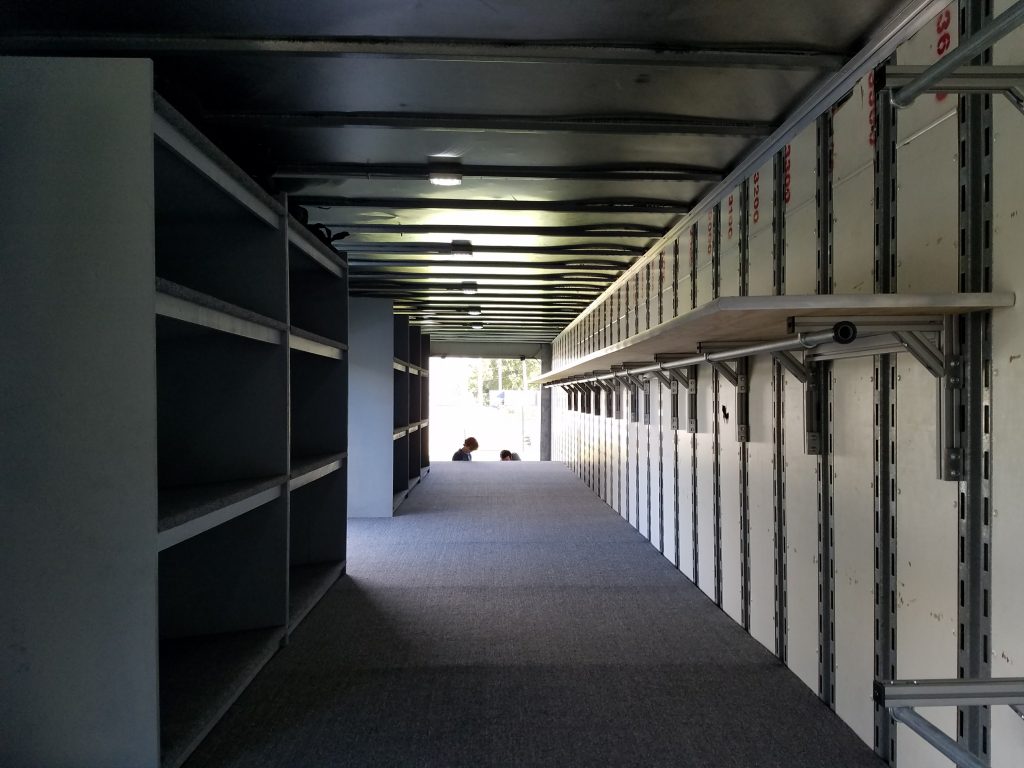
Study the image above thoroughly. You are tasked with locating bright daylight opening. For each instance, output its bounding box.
[429,357,542,461]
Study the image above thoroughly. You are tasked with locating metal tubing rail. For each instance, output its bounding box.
[891,0,1024,107]
[545,321,856,387]
[876,677,1024,708]
[890,709,988,768]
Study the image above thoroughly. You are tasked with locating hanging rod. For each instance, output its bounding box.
[545,321,857,387]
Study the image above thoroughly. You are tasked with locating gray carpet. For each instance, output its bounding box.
[185,462,883,768]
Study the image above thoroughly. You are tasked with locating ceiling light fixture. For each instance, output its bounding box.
[428,170,462,186]
[461,281,478,295]
[451,239,473,256]
[467,306,482,316]
[472,323,483,330]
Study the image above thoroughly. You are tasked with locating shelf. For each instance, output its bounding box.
[158,476,285,551]
[288,220,347,278]
[154,97,283,230]
[392,489,408,511]
[159,627,284,768]
[537,292,1016,384]
[289,452,346,491]
[156,279,285,345]
[393,359,408,372]
[289,327,346,360]
[288,561,345,631]
[393,427,408,440]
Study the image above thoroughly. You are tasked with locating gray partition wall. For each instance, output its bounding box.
[0,58,161,767]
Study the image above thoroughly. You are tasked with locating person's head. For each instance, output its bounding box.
[463,437,479,453]
[500,450,512,461]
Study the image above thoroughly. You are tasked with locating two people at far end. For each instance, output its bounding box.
[452,437,479,461]
[500,450,521,461]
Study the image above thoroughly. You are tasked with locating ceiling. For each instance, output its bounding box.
[2,0,898,342]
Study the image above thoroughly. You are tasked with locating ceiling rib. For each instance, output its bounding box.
[210,110,774,136]
[342,242,642,256]
[304,222,664,238]
[0,35,845,70]
[275,162,724,183]
[295,196,688,213]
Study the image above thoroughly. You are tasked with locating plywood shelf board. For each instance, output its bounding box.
[156,279,286,344]
[288,453,345,491]
[287,561,345,631]
[538,292,1015,384]
[157,477,286,550]
[159,626,284,768]
[289,327,346,359]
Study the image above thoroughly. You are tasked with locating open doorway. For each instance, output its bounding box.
[429,357,542,461]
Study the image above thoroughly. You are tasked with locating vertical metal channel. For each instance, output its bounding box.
[816,111,836,707]
[690,226,700,582]
[657,251,665,553]
[673,239,681,567]
[712,204,724,607]
[957,0,993,759]
[772,148,788,661]
[738,179,752,631]
[872,83,898,765]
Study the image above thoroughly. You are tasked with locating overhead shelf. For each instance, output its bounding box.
[536,293,1015,384]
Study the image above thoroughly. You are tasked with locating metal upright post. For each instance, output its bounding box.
[872,79,898,765]
[957,0,994,759]
[712,203,724,607]
[739,178,752,631]
[772,147,788,662]
[816,110,836,707]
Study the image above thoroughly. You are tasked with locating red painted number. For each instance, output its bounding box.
[752,172,760,224]
[868,70,877,146]
[935,9,952,101]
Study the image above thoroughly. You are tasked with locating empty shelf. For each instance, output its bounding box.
[537,292,1016,384]
[158,477,285,551]
[289,453,346,491]
[159,626,284,768]
[156,279,286,345]
[288,561,345,631]
[289,327,347,359]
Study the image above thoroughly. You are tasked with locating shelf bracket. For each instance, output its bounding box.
[685,365,698,433]
[875,676,1024,768]
[647,368,674,389]
[773,350,808,383]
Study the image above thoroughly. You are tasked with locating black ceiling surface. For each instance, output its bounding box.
[2,0,897,342]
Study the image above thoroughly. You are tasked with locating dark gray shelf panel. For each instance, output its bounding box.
[157,476,286,551]
[289,327,346,360]
[288,221,347,278]
[159,626,284,768]
[156,279,285,345]
[288,561,345,631]
[155,96,283,230]
[289,452,346,491]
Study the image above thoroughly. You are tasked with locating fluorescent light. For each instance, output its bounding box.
[428,171,462,186]
[467,306,482,316]
[461,281,478,295]
[472,324,483,330]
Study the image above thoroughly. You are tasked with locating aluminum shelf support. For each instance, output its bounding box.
[889,0,1024,107]
[876,677,1024,707]
[889,709,987,768]
[876,677,1024,768]
[773,350,809,383]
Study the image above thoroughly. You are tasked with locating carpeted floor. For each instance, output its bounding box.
[185,462,883,768]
